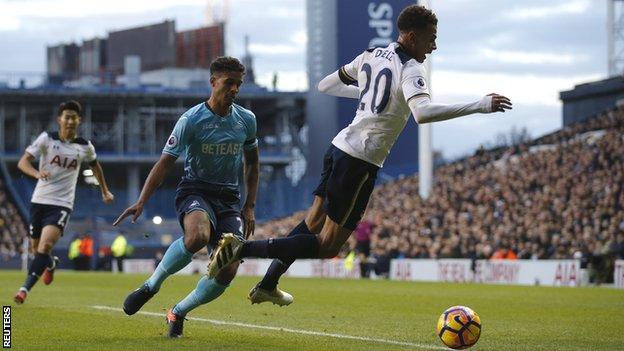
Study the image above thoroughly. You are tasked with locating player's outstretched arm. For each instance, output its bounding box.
[113,153,177,225]
[409,93,512,124]
[242,147,259,238]
[17,152,49,180]
[318,70,360,99]
[90,160,114,204]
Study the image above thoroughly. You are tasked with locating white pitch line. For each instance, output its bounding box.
[91,305,447,350]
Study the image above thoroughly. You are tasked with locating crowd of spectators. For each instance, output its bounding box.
[0,177,28,261]
[256,107,624,281]
[2,106,623,281]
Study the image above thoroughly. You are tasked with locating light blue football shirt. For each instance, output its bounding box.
[163,102,258,191]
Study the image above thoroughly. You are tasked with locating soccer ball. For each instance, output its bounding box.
[436,305,481,349]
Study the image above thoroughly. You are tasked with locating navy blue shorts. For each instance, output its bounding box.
[29,203,72,239]
[312,145,379,231]
[175,186,244,250]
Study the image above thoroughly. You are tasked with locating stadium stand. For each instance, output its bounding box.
[256,107,624,281]
[0,165,28,262]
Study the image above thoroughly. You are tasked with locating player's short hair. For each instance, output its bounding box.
[57,100,82,117]
[210,56,246,76]
[397,5,438,32]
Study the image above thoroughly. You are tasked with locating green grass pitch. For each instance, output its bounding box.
[1,270,623,350]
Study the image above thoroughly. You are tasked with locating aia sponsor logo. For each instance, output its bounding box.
[50,155,78,170]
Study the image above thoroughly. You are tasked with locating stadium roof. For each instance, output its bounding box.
[0,85,306,99]
[560,76,624,101]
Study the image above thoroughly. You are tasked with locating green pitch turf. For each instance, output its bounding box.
[1,270,623,350]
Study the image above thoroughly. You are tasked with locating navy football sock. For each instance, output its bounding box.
[287,220,314,237]
[242,234,320,262]
[22,253,52,291]
[258,220,313,291]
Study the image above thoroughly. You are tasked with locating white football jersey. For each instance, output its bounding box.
[26,131,97,209]
[331,42,429,167]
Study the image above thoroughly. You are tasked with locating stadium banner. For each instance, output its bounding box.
[123,258,581,287]
[120,259,155,274]
[615,260,624,289]
[176,258,362,279]
[390,259,581,287]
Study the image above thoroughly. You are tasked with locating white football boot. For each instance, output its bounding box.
[248,285,293,306]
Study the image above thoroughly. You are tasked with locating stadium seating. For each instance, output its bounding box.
[256,106,624,280]
[3,107,623,279]
[0,165,28,263]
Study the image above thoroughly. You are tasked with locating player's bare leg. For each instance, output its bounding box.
[315,217,353,258]
[37,225,63,255]
[182,211,212,253]
[250,196,327,305]
[124,211,210,315]
[30,238,39,255]
[306,196,329,233]
[15,225,62,303]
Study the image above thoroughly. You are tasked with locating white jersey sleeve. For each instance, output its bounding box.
[26,132,49,158]
[402,61,429,102]
[338,53,364,85]
[85,141,97,163]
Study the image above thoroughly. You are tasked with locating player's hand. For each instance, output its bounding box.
[487,93,513,113]
[241,205,255,239]
[36,170,50,181]
[102,190,115,204]
[113,201,144,226]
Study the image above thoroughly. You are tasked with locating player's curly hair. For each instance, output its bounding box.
[57,100,82,116]
[397,5,438,32]
[210,56,246,75]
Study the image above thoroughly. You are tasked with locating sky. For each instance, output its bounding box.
[0,0,609,159]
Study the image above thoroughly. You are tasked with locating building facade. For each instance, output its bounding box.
[176,23,225,69]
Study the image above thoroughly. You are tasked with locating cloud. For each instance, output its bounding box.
[255,70,307,91]
[0,0,206,19]
[246,29,306,55]
[290,30,307,45]
[0,0,608,160]
[431,70,602,107]
[431,0,606,76]
[479,48,585,65]
[506,0,590,20]
[261,7,305,19]
[249,43,303,55]
[431,103,561,159]
[229,0,304,18]
[0,10,22,32]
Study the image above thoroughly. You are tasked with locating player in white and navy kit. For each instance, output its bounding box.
[208,5,512,304]
[13,100,115,304]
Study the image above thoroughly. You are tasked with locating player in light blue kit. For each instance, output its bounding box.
[113,56,259,338]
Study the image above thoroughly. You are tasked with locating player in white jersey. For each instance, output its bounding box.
[207,5,512,304]
[13,100,114,304]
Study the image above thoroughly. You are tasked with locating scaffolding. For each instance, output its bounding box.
[608,0,624,76]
